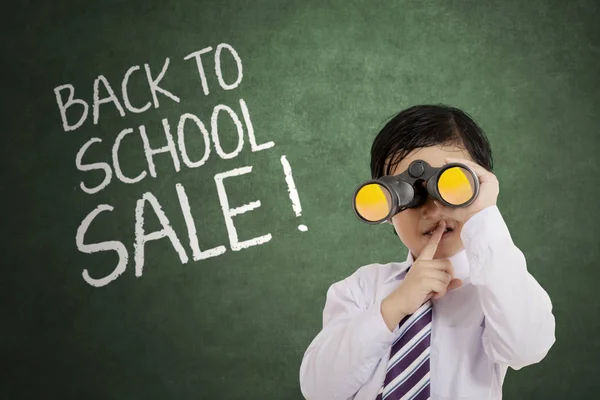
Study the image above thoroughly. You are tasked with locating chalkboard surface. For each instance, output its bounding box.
[3,0,599,399]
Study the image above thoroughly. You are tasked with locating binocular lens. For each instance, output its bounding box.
[354,183,392,222]
[437,166,476,206]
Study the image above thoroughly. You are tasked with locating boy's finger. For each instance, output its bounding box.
[418,220,445,261]
[425,259,454,274]
[448,278,463,291]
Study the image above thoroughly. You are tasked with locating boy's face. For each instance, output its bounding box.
[389,144,475,260]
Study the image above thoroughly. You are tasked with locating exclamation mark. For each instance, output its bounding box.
[280,155,307,232]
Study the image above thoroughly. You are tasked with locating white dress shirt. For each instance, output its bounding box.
[299,205,556,400]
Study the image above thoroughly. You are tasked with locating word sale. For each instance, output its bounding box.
[77,154,303,288]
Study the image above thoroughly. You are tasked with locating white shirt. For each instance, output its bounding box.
[299,205,555,400]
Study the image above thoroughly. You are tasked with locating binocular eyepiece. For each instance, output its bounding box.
[352,160,479,224]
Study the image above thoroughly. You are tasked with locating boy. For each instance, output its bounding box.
[299,105,555,400]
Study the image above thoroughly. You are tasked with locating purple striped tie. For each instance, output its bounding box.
[375,300,432,400]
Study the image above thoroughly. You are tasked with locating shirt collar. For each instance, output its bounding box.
[384,248,470,283]
[384,252,413,283]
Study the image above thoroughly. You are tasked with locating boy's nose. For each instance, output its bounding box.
[420,195,443,219]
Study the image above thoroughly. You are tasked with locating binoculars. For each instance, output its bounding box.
[352,160,479,224]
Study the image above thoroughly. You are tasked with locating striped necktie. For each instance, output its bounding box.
[375,300,432,400]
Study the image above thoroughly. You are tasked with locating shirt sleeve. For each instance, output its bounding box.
[299,271,400,400]
[460,205,556,370]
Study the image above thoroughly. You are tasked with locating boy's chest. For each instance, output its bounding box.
[433,281,485,328]
[371,278,492,398]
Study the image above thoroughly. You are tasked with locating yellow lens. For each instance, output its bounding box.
[437,167,475,205]
[354,183,392,222]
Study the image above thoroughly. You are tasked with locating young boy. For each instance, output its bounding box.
[299,105,555,400]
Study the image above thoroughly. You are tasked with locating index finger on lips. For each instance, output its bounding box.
[418,220,445,261]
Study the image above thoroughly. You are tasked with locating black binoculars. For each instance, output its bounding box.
[352,160,479,224]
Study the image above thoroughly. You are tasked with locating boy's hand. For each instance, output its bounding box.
[436,157,499,223]
[397,220,463,313]
[382,221,463,328]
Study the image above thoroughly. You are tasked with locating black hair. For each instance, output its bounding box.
[369,104,494,236]
[370,104,493,180]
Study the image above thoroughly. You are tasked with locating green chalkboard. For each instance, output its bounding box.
[3,0,600,398]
